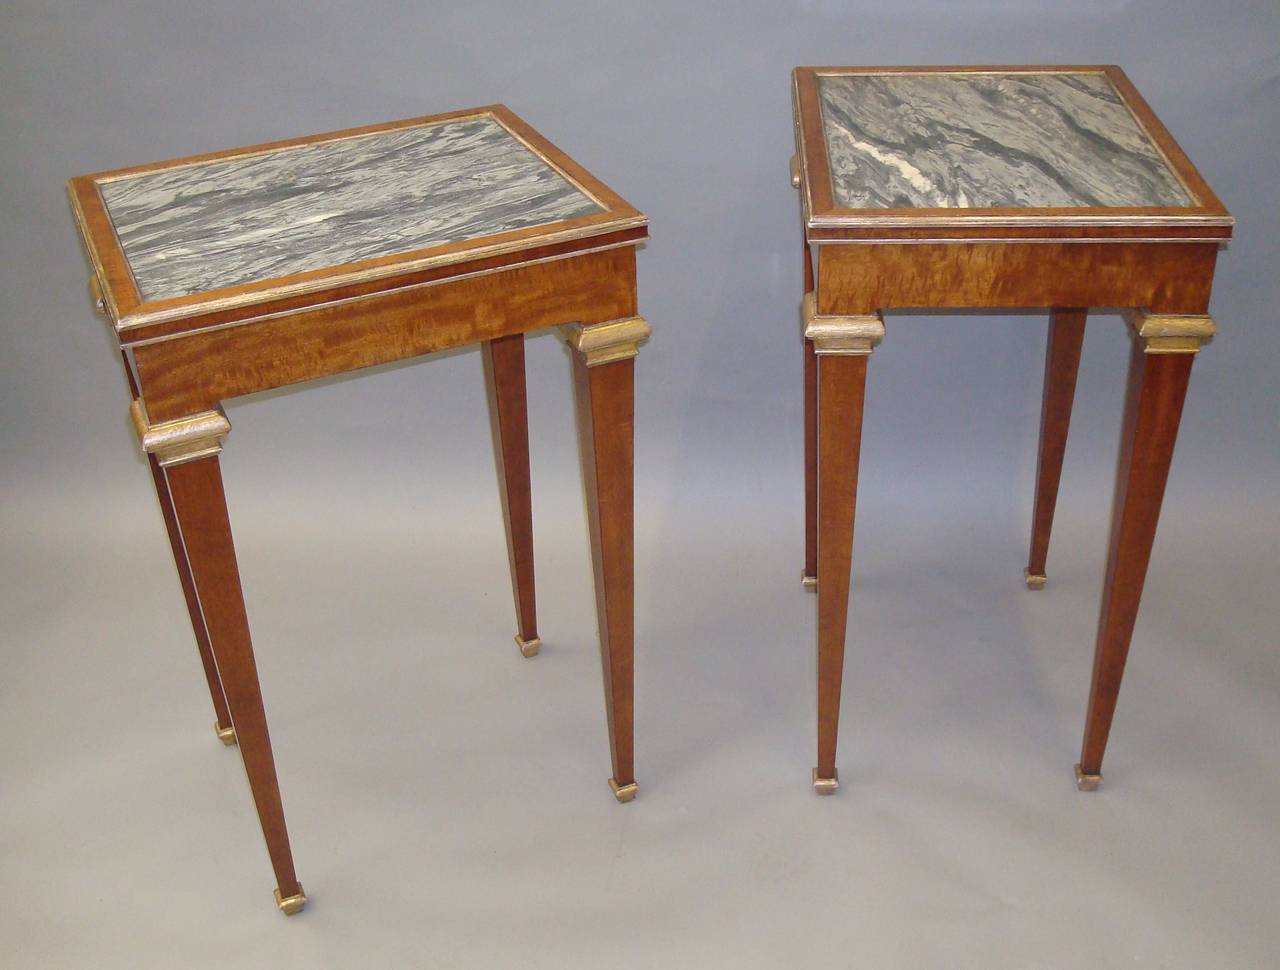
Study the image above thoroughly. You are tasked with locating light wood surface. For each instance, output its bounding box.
[815,241,1218,315]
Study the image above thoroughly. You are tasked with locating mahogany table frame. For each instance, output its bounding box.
[790,65,1233,795]
[68,105,650,914]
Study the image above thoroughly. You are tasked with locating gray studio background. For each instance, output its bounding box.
[3,1,1278,967]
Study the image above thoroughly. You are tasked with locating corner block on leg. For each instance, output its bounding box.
[130,400,231,468]
[561,316,651,368]
[802,293,884,356]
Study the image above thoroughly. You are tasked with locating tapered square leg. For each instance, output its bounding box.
[815,353,869,787]
[1026,308,1087,588]
[123,345,235,743]
[804,296,882,791]
[158,434,303,909]
[482,334,539,657]
[802,244,818,592]
[1077,310,1212,784]
[564,317,650,799]
[140,425,236,740]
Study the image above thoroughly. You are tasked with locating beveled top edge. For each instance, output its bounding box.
[68,104,647,334]
[791,65,1234,237]
[104,215,648,333]
[807,212,1235,229]
[800,64,1116,76]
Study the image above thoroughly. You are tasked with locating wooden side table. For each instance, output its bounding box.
[790,65,1232,794]
[68,106,650,913]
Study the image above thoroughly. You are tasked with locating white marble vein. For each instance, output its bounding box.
[99,117,602,300]
[817,73,1192,209]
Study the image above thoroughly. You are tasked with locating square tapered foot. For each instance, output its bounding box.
[1024,568,1047,590]
[609,778,638,803]
[215,721,237,746]
[514,634,541,658]
[1074,764,1102,791]
[274,885,307,915]
[812,768,839,795]
[801,571,817,592]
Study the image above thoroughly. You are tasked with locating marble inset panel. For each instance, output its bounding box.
[816,72,1192,210]
[98,116,603,301]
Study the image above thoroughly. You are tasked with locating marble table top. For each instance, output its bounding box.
[815,71,1192,210]
[96,115,603,301]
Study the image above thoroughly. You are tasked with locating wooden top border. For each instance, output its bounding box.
[68,104,647,338]
[791,65,1233,242]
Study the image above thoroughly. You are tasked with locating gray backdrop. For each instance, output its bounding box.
[3,1,1278,967]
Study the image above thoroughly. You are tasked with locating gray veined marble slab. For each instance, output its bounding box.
[816,72,1193,210]
[98,117,603,301]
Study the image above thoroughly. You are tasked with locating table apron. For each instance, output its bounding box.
[131,245,638,422]
[815,240,1218,315]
